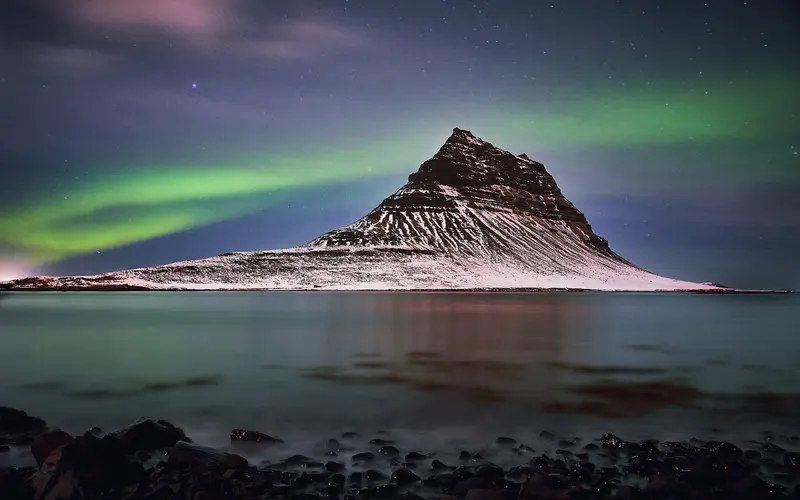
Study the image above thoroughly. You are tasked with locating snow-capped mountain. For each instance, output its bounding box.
[2,128,725,291]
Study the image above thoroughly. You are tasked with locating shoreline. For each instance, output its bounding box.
[0,284,793,294]
[2,407,799,499]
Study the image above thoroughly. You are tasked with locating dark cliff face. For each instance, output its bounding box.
[386,128,588,222]
[307,128,618,259]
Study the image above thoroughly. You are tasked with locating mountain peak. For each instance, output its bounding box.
[306,127,616,257]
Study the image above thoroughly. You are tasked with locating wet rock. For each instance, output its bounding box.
[405,451,427,461]
[392,468,421,485]
[325,460,345,473]
[0,466,35,500]
[369,438,394,446]
[476,463,505,480]
[539,431,555,440]
[283,454,314,466]
[600,433,627,450]
[495,437,516,446]
[555,449,572,457]
[784,452,800,470]
[342,431,360,439]
[353,451,375,462]
[704,440,743,457]
[464,489,505,500]
[378,445,399,456]
[31,435,145,500]
[326,438,341,449]
[112,417,189,452]
[745,449,762,461]
[398,493,427,500]
[455,477,493,497]
[432,459,453,471]
[517,444,535,453]
[0,407,46,435]
[325,450,338,457]
[519,470,571,499]
[230,428,283,443]
[556,440,575,448]
[31,429,74,466]
[369,484,399,498]
[0,444,10,453]
[582,443,599,451]
[83,426,102,437]
[459,450,472,461]
[168,441,248,469]
[348,471,364,485]
[364,469,388,482]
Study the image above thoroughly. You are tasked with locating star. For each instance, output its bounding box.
[191,82,197,89]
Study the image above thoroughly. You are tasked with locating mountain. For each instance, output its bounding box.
[3,128,725,292]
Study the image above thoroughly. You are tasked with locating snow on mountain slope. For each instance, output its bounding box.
[3,128,725,292]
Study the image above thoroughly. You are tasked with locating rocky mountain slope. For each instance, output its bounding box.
[2,128,724,291]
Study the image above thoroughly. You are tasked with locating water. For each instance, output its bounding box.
[1,291,798,464]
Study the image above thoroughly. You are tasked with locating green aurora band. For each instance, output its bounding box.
[1,75,796,264]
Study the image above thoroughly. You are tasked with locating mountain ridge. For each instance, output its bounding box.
[0,128,754,292]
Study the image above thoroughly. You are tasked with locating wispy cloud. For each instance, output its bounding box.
[64,0,238,45]
[59,1,365,60]
[240,19,364,60]
[31,45,115,75]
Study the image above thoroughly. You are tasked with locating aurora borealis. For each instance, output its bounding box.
[1,0,798,288]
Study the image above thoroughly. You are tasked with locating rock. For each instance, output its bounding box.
[83,426,102,437]
[745,449,762,460]
[459,450,472,461]
[600,433,627,450]
[391,468,421,485]
[112,417,188,452]
[325,461,345,473]
[784,452,800,470]
[517,444,535,453]
[0,444,9,453]
[0,407,46,435]
[432,459,452,471]
[539,431,555,440]
[348,471,364,485]
[369,438,394,446]
[365,469,388,482]
[31,429,74,466]
[230,428,283,443]
[519,470,571,499]
[475,463,504,480]
[455,477,493,497]
[352,451,375,462]
[167,441,248,469]
[378,445,400,456]
[283,454,313,465]
[31,435,145,500]
[0,466,35,500]
[495,437,516,446]
[405,451,427,461]
[465,489,505,500]
[342,431,360,439]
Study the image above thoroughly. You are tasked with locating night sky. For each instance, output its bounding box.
[1,0,798,289]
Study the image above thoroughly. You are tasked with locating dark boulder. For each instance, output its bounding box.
[391,468,421,485]
[30,429,74,466]
[0,466,35,500]
[0,407,46,435]
[167,441,248,469]
[31,435,145,500]
[230,428,283,443]
[112,417,188,453]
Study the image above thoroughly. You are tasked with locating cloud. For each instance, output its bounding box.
[59,1,365,60]
[64,0,238,44]
[31,45,114,75]
[240,20,364,60]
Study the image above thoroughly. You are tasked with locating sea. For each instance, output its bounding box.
[1,291,798,466]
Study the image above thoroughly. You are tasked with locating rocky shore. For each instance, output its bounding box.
[2,407,799,500]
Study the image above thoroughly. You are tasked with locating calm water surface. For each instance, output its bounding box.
[1,292,798,462]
